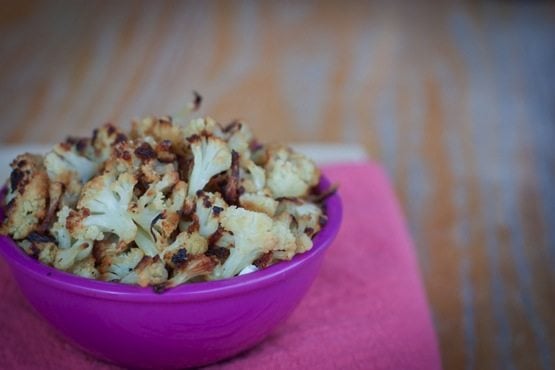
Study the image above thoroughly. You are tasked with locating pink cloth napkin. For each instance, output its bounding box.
[0,162,441,370]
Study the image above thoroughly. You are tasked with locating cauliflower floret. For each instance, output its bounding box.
[131,172,184,256]
[240,159,266,193]
[195,192,228,238]
[222,120,253,156]
[44,143,99,184]
[102,141,143,176]
[212,206,294,279]
[91,123,128,162]
[18,236,57,265]
[271,213,299,260]
[120,256,168,287]
[131,116,183,145]
[182,117,225,139]
[1,154,49,239]
[265,146,320,198]
[99,247,144,282]
[51,206,72,249]
[187,135,232,197]
[54,239,93,271]
[239,193,278,217]
[160,231,208,269]
[71,256,99,279]
[68,172,137,243]
[162,255,216,289]
[277,199,324,253]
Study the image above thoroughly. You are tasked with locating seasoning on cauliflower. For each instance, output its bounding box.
[1,154,49,239]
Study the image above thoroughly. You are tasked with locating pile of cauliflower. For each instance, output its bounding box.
[0,114,328,290]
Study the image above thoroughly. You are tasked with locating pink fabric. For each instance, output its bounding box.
[0,162,441,370]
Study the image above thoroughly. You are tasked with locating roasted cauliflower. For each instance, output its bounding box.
[0,99,333,290]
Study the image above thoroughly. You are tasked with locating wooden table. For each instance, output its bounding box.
[1,1,554,369]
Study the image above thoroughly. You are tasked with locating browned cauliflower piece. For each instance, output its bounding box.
[1,154,49,239]
[265,146,320,198]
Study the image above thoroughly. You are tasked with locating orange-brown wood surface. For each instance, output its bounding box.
[1,1,554,369]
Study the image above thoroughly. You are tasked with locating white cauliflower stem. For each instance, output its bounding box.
[187,135,232,196]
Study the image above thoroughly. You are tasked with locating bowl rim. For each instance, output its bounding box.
[0,175,342,302]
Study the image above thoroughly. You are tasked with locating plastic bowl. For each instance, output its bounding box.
[0,177,342,369]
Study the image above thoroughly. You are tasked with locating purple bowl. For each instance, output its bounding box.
[0,176,342,369]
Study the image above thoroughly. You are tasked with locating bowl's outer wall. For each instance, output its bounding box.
[11,250,326,368]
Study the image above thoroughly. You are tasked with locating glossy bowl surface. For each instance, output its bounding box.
[0,176,342,369]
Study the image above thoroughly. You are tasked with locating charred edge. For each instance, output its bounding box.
[106,123,117,135]
[187,215,200,233]
[177,156,193,183]
[311,183,339,203]
[65,137,90,153]
[160,139,173,149]
[157,140,176,163]
[249,139,263,152]
[206,245,230,262]
[224,151,240,205]
[253,252,272,269]
[134,142,157,161]
[59,142,71,151]
[153,283,167,294]
[134,177,149,197]
[212,206,223,216]
[5,198,15,212]
[115,133,128,144]
[222,120,241,133]
[208,227,224,245]
[150,213,165,241]
[10,169,25,192]
[29,243,41,259]
[38,184,64,233]
[186,134,200,143]
[27,232,55,244]
[276,196,303,204]
[136,255,154,271]
[318,215,328,227]
[159,116,172,124]
[180,200,196,219]
[171,248,188,266]
[91,128,99,145]
[192,91,202,111]
[202,196,212,208]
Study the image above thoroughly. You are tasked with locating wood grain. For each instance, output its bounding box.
[1,1,554,369]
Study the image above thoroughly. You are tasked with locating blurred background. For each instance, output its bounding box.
[1,1,554,369]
